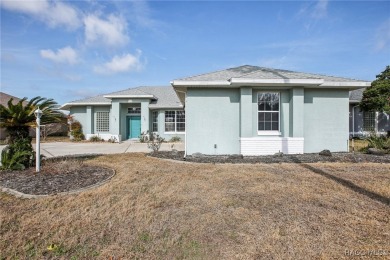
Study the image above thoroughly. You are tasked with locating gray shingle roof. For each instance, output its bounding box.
[68,94,111,104]
[104,87,156,97]
[175,65,367,83]
[349,88,365,102]
[62,86,182,109]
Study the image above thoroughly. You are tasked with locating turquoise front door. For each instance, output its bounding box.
[128,116,141,139]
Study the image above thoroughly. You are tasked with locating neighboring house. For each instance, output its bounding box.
[349,88,390,138]
[0,92,27,140]
[61,86,186,142]
[62,65,370,155]
[0,92,67,140]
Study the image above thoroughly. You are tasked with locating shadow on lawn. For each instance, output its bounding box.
[290,156,390,207]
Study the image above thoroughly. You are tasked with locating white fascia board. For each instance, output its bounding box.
[60,102,111,109]
[320,82,371,88]
[171,80,230,86]
[149,105,184,109]
[104,95,154,99]
[230,78,324,85]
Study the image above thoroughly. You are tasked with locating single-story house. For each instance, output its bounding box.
[62,65,371,155]
[61,86,186,142]
[349,88,390,137]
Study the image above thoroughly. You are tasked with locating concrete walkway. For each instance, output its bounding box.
[0,141,184,158]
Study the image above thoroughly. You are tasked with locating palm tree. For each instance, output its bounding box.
[0,96,64,169]
[0,96,64,143]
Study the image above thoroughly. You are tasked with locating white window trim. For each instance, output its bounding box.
[257,131,282,136]
[152,111,158,133]
[164,110,185,134]
[257,91,281,136]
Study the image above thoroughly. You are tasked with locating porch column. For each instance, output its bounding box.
[85,106,93,134]
[110,100,120,136]
[290,87,304,137]
[141,100,150,134]
[240,87,252,137]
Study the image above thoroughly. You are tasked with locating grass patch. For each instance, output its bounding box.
[1,153,389,259]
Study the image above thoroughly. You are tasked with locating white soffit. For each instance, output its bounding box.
[104,94,154,98]
[230,78,324,85]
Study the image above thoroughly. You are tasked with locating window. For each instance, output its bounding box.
[96,111,109,132]
[258,92,279,133]
[363,111,375,131]
[152,111,158,132]
[127,107,141,114]
[165,111,185,132]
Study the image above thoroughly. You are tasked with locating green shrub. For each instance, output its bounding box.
[70,121,84,141]
[89,135,104,142]
[1,137,34,170]
[169,136,181,142]
[365,133,390,153]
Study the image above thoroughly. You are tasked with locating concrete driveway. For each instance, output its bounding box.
[0,141,184,158]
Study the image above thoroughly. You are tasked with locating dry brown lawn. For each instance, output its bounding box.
[1,153,389,259]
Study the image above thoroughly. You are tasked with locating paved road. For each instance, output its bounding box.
[0,141,184,158]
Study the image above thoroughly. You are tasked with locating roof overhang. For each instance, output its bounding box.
[170,80,230,87]
[229,78,324,86]
[319,82,371,88]
[60,102,111,110]
[149,105,184,110]
[104,94,154,99]
[172,78,371,90]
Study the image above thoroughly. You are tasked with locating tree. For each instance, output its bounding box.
[0,96,63,169]
[359,66,390,114]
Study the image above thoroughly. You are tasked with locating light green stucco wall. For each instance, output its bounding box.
[70,106,88,135]
[304,89,349,153]
[186,88,240,155]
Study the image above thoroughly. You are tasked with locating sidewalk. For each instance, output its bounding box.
[0,141,184,158]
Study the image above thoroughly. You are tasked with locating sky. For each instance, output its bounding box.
[1,0,389,105]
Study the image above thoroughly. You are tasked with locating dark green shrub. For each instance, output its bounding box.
[1,137,34,170]
[365,133,390,153]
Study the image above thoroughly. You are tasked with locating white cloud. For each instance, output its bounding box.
[311,0,328,19]
[94,51,143,75]
[40,46,79,64]
[84,14,129,47]
[0,0,81,30]
[298,0,328,20]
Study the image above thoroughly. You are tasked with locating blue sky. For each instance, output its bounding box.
[1,0,389,105]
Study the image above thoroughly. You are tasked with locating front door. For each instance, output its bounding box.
[128,116,141,139]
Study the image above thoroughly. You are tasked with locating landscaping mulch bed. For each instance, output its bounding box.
[0,159,114,195]
[151,151,390,164]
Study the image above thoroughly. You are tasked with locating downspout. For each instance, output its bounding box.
[352,105,359,137]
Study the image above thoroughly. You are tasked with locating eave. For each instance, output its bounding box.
[104,95,155,99]
[60,102,111,110]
